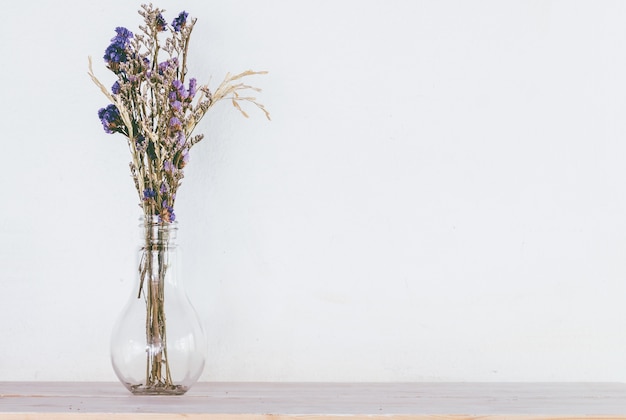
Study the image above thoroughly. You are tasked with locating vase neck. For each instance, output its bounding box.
[140,216,178,246]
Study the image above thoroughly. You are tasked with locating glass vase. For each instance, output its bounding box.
[111,217,207,395]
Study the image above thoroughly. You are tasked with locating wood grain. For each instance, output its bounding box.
[0,382,625,419]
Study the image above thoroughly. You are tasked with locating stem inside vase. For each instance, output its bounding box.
[136,219,180,394]
[111,216,206,396]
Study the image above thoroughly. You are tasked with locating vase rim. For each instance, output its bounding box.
[139,215,179,226]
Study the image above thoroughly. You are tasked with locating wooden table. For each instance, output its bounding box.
[1,382,626,419]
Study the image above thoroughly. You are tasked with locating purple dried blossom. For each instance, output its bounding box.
[172,11,188,32]
[172,79,184,91]
[169,117,182,131]
[176,131,186,146]
[155,13,167,31]
[111,27,133,45]
[180,148,190,168]
[187,78,197,99]
[98,104,123,134]
[171,79,188,101]
[103,27,133,68]
[103,44,127,66]
[170,100,182,112]
[158,58,179,75]
[159,201,176,223]
[111,81,121,94]
[143,188,156,200]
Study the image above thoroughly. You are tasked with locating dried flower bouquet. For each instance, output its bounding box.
[89,4,268,393]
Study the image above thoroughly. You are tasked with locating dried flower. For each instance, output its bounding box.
[143,188,156,200]
[172,11,188,32]
[160,201,176,223]
[155,13,167,32]
[89,4,270,223]
[97,104,124,134]
[103,27,133,72]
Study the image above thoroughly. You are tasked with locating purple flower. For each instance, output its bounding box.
[111,27,133,45]
[170,100,182,112]
[97,104,123,134]
[143,188,156,200]
[164,160,174,172]
[158,62,168,74]
[155,13,167,31]
[169,117,182,131]
[103,43,127,65]
[180,148,190,167]
[188,78,197,99]
[159,201,176,223]
[176,131,185,146]
[171,79,188,100]
[111,81,121,94]
[103,27,134,71]
[172,79,184,91]
[172,11,188,32]
[158,58,179,75]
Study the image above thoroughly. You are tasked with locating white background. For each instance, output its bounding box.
[1,0,626,382]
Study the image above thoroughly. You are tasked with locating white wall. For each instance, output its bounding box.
[1,0,626,382]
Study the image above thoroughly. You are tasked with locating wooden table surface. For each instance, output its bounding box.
[1,382,626,419]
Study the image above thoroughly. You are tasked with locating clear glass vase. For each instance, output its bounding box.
[111,217,207,395]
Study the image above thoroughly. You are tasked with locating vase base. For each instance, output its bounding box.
[126,383,189,395]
